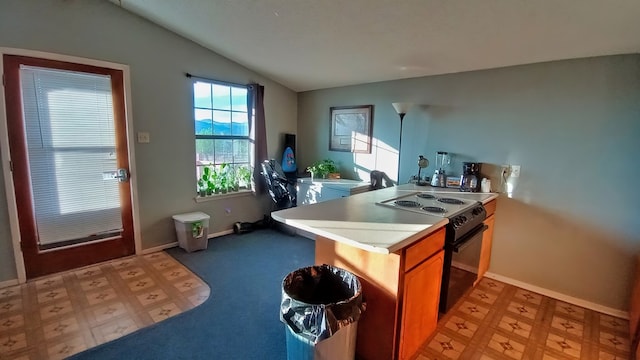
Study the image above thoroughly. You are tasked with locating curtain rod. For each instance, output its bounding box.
[185,72,255,88]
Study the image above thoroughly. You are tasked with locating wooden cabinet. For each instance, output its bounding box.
[315,227,445,360]
[399,249,444,360]
[477,199,497,283]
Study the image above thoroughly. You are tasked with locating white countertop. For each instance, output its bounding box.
[272,184,498,254]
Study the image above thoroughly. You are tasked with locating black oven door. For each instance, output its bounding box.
[449,223,488,253]
[440,224,488,314]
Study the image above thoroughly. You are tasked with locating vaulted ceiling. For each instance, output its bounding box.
[112,0,640,92]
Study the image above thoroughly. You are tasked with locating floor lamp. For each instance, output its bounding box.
[392,102,413,184]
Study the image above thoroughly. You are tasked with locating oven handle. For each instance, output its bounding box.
[451,224,488,253]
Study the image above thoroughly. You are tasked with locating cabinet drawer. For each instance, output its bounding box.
[404,227,445,272]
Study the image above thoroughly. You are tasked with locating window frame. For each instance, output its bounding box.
[192,78,253,198]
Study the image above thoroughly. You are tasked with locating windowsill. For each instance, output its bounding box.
[194,189,254,203]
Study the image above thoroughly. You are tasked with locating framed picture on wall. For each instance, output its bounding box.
[329,105,373,153]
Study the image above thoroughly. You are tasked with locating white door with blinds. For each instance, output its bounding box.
[3,54,135,279]
[21,66,123,248]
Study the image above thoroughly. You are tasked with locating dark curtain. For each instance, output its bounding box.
[248,84,267,194]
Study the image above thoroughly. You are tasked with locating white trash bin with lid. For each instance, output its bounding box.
[172,212,210,252]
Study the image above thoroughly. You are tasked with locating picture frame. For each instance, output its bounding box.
[329,105,373,153]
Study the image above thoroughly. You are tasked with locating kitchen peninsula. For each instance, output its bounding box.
[272,184,498,360]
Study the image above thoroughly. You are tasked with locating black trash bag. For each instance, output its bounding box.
[280,264,366,345]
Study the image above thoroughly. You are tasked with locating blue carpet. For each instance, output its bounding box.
[71,228,315,360]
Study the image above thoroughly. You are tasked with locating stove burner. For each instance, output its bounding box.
[416,193,436,199]
[438,198,465,205]
[395,200,421,208]
[422,206,446,214]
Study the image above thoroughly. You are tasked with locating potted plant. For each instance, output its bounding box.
[236,165,252,189]
[218,163,228,193]
[197,178,207,197]
[197,166,216,196]
[306,159,339,179]
[226,165,239,192]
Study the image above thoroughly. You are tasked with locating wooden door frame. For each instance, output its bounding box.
[0,47,142,283]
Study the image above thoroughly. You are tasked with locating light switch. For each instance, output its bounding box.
[137,132,150,143]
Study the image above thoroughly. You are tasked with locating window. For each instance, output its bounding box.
[193,80,252,193]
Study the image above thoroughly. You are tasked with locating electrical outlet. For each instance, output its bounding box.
[511,165,521,178]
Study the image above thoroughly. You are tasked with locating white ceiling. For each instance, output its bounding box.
[113,0,640,92]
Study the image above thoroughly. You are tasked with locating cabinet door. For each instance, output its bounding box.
[477,214,495,282]
[298,183,350,205]
[399,250,444,360]
[318,186,349,202]
[296,182,313,205]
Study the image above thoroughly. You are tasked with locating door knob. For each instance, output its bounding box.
[116,168,129,183]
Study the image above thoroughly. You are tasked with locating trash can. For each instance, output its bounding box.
[280,264,365,360]
[172,212,210,252]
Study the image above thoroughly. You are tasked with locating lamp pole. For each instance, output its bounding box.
[392,102,413,185]
[397,112,406,184]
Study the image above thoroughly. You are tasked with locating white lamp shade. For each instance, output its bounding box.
[392,102,413,115]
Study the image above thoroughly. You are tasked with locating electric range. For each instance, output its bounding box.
[377,191,488,314]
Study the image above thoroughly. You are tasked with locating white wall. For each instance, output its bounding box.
[297,55,640,311]
[0,0,297,282]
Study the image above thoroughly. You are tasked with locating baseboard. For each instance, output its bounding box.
[0,279,19,289]
[484,271,629,319]
[141,229,235,255]
[142,242,179,255]
[209,229,234,238]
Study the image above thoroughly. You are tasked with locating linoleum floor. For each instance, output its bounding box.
[0,252,209,359]
[415,276,630,360]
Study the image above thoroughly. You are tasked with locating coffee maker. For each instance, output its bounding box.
[460,162,481,192]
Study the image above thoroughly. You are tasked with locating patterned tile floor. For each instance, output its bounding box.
[415,273,631,360]
[0,252,209,360]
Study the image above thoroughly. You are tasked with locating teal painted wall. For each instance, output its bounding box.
[298,55,640,311]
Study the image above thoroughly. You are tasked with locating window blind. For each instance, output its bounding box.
[20,65,122,246]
